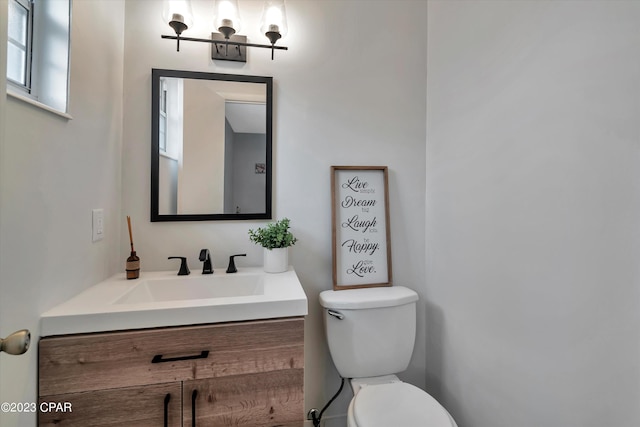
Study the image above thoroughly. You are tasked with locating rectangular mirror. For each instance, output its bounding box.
[151,69,273,221]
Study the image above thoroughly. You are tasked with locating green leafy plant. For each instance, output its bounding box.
[248,218,298,249]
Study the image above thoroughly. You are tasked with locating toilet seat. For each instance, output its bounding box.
[352,382,453,427]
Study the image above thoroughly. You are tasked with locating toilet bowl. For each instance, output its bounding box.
[346,376,457,427]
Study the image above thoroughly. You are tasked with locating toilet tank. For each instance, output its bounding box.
[319,286,419,379]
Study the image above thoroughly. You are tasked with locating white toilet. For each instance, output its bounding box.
[319,286,458,427]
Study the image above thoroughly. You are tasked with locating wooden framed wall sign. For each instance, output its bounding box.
[332,166,392,290]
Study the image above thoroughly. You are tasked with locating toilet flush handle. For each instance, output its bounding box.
[327,310,344,320]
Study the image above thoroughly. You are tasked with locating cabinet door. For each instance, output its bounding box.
[38,382,181,427]
[184,369,304,427]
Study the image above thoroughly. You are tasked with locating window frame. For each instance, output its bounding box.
[6,0,72,117]
[159,80,168,154]
[6,0,34,92]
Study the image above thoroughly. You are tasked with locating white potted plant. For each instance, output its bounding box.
[248,218,298,273]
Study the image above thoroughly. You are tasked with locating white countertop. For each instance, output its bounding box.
[40,267,308,336]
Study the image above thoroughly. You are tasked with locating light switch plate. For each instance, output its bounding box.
[92,209,104,242]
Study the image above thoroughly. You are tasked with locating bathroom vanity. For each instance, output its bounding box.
[38,268,307,427]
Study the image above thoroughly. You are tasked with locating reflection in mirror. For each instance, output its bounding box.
[151,69,272,221]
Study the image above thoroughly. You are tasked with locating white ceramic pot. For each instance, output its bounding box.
[263,247,288,273]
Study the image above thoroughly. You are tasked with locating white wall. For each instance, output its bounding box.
[0,1,125,426]
[426,2,640,427]
[121,0,427,424]
[180,79,225,213]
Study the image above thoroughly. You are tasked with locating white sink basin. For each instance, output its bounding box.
[114,274,264,304]
[40,268,307,336]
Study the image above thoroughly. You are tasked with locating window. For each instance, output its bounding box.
[7,0,32,89]
[6,0,71,115]
[159,81,168,153]
[158,77,183,161]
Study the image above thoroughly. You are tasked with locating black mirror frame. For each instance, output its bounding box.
[151,69,273,221]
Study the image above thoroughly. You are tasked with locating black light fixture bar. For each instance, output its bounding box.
[161,34,288,59]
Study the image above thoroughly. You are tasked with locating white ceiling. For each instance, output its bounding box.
[225,102,266,134]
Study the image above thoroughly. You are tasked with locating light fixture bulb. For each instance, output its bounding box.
[213,0,242,39]
[162,0,194,35]
[260,0,288,44]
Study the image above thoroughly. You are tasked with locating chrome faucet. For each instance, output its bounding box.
[199,249,213,274]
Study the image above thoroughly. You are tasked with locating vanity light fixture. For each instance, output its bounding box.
[162,0,194,52]
[161,0,289,62]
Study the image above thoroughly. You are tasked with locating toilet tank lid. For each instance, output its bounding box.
[319,286,418,310]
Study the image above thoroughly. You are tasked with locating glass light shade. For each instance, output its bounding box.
[260,0,288,41]
[213,0,242,38]
[162,0,194,34]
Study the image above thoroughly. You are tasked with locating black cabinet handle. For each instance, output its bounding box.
[163,393,171,427]
[151,350,209,363]
[191,389,198,427]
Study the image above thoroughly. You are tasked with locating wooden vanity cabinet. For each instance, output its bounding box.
[38,317,304,427]
[184,369,304,427]
[38,383,182,427]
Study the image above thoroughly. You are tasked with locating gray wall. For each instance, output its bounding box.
[231,132,266,214]
[426,1,640,426]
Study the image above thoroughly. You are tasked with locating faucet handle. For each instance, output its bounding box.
[226,254,247,273]
[168,257,190,276]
